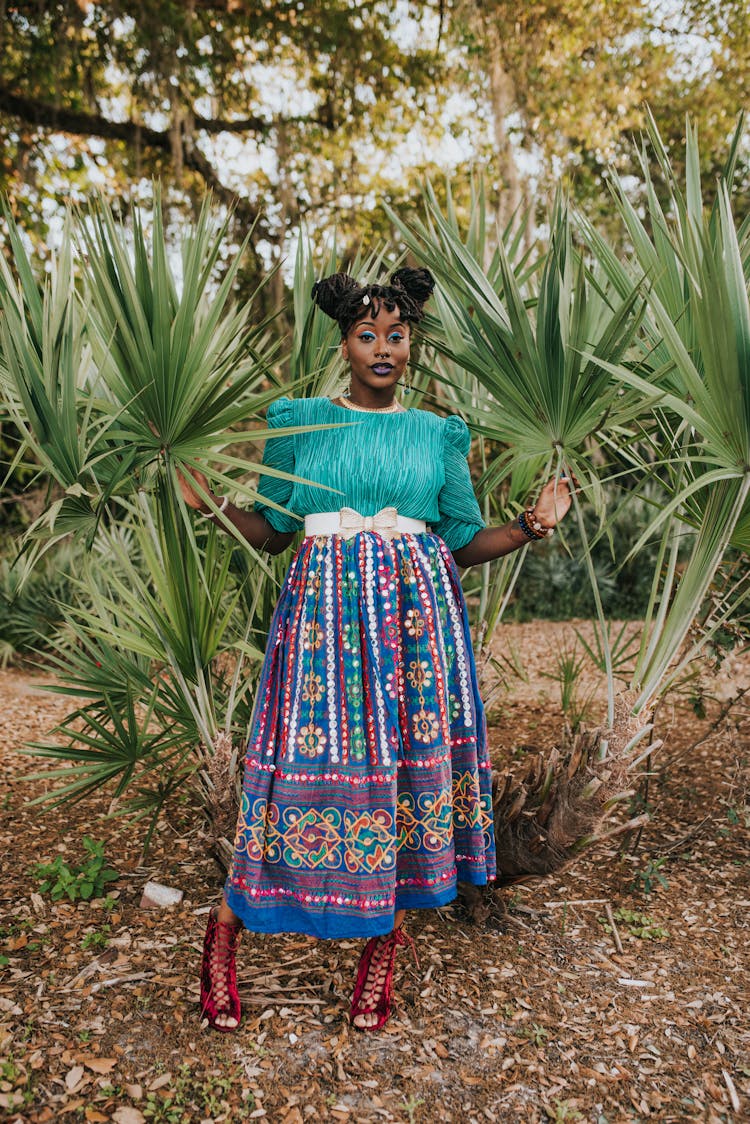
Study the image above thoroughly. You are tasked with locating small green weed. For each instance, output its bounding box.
[0,1056,35,1109]
[630,856,668,895]
[402,1096,425,1123]
[725,804,750,830]
[138,1063,254,1121]
[626,788,654,819]
[30,836,119,902]
[541,636,596,733]
[99,1083,125,1097]
[0,1057,20,1082]
[81,925,111,951]
[522,1023,549,1047]
[600,908,669,941]
[544,1101,583,1122]
[142,1093,183,1124]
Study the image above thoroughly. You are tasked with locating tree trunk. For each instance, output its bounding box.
[458,690,655,921]
[483,17,522,231]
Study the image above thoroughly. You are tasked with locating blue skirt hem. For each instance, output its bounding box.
[224,877,486,940]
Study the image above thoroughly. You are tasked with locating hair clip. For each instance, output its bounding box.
[362,293,370,305]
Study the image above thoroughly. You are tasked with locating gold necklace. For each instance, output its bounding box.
[334,396,403,414]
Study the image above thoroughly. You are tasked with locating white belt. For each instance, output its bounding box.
[304,506,427,540]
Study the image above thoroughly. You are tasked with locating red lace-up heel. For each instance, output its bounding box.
[349,925,418,1031]
[199,907,242,1032]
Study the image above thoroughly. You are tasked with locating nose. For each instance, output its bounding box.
[375,343,391,357]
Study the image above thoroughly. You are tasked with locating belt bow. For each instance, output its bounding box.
[338,506,399,540]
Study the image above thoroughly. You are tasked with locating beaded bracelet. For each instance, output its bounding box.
[199,494,230,519]
[518,509,554,540]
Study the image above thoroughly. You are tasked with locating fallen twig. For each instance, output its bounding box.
[90,972,154,993]
[722,1069,740,1113]
[604,903,624,954]
[543,898,610,908]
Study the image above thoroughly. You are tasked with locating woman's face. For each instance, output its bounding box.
[341,303,411,399]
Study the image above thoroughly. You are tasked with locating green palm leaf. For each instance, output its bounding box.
[585,117,750,708]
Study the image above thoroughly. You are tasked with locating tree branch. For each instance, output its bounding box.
[0,85,173,148]
[0,84,323,140]
[0,83,265,229]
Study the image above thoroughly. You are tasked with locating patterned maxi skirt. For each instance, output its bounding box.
[224,530,496,939]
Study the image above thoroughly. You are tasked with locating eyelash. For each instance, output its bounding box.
[357,332,405,343]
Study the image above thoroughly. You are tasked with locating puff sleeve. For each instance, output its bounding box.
[431,415,485,552]
[253,397,301,533]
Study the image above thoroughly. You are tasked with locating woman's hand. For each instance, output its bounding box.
[176,465,212,512]
[533,474,578,528]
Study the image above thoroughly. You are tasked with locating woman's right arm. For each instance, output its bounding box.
[177,468,296,555]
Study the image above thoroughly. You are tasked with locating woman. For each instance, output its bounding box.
[179,268,574,1032]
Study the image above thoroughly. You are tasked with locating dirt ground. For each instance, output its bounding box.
[0,622,748,1123]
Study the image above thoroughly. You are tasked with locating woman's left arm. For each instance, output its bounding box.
[452,476,575,567]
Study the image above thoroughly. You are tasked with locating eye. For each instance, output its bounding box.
[358,331,376,342]
[388,332,405,343]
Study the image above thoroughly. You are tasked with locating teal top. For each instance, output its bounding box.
[254,397,485,552]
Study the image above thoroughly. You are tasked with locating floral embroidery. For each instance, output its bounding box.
[344,809,396,873]
[302,673,325,702]
[345,676,363,707]
[406,659,433,690]
[302,621,324,650]
[305,571,321,596]
[404,608,425,638]
[400,555,415,583]
[412,708,439,744]
[297,724,327,757]
[236,790,471,871]
[342,621,359,650]
[342,570,359,598]
[283,808,342,869]
[349,728,366,761]
[382,620,399,646]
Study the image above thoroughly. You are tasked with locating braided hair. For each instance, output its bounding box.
[311,267,435,337]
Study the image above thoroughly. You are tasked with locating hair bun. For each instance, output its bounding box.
[390,267,435,305]
[311,273,362,319]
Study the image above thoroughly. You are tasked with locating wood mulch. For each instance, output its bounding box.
[0,623,748,1123]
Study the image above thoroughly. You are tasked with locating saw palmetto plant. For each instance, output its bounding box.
[591,116,750,711]
[486,120,749,898]
[390,183,650,724]
[22,497,287,858]
[0,196,302,853]
[389,125,749,908]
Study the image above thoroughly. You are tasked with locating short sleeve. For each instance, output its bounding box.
[431,415,485,552]
[253,397,302,532]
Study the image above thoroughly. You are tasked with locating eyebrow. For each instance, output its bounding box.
[355,320,406,328]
